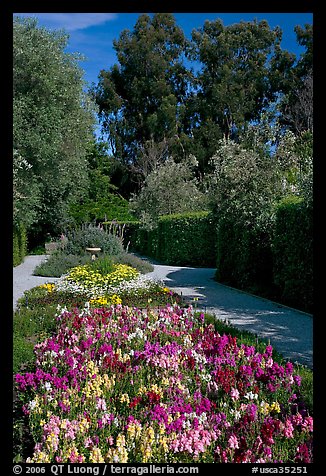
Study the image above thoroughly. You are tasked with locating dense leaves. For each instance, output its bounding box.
[130,156,207,229]
[13,16,96,235]
[94,13,190,180]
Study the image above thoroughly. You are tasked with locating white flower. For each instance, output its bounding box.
[43,382,52,392]
[244,391,258,400]
[28,400,37,410]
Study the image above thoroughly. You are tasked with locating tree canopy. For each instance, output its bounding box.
[13,16,96,236]
[94,13,191,181]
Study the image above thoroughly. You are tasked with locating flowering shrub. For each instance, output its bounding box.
[54,264,168,304]
[39,283,55,293]
[63,263,139,287]
[15,305,312,463]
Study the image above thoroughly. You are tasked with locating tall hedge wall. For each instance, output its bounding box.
[121,212,216,267]
[215,217,273,291]
[157,212,216,266]
[13,223,27,267]
[272,197,313,313]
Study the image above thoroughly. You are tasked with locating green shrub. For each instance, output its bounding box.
[29,245,46,255]
[33,252,90,277]
[13,301,58,373]
[64,223,124,256]
[89,254,115,276]
[272,196,313,312]
[113,252,154,274]
[13,223,27,266]
[69,195,135,225]
[157,212,216,266]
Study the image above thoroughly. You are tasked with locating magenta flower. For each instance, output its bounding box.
[228,434,239,449]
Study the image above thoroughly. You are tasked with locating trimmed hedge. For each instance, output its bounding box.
[157,212,216,266]
[215,196,313,313]
[215,217,274,292]
[13,223,27,267]
[272,196,313,313]
[120,212,216,267]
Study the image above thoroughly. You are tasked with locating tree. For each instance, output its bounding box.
[205,139,281,229]
[188,19,296,171]
[94,13,191,186]
[129,156,207,229]
[13,16,96,240]
[67,141,135,225]
[278,24,313,133]
[274,130,313,203]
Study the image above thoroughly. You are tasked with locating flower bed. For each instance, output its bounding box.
[15,304,312,463]
[54,263,168,304]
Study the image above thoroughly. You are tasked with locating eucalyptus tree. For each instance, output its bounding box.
[13,16,96,239]
[188,18,296,171]
[94,13,192,186]
[279,24,313,134]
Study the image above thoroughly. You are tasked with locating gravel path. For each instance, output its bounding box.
[13,255,313,368]
[13,255,59,310]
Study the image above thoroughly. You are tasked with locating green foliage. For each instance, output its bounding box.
[128,211,216,266]
[215,217,274,292]
[130,156,208,229]
[13,16,96,235]
[112,253,154,274]
[13,302,58,373]
[94,13,190,173]
[158,212,216,265]
[29,245,46,255]
[33,252,90,277]
[63,224,124,256]
[69,195,134,225]
[272,196,313,312]
[89,254,115,276]
[275,130,313,200]
[189,18,296,169]
[68,141,136,225]
[206,139,280,228]
[13,223,27,267]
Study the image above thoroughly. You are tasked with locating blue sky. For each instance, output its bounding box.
[14,12,313,89]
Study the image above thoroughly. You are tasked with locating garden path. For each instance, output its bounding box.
[13,255,313,368]
[13,255,59,311]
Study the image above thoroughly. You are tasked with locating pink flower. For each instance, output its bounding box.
[230,387,240,401]
[228,434,239,449]
[283,419,294,438]
[302,416,313,432]
[96,397,107,411]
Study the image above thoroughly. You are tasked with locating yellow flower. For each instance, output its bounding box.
[116,433,126,448]
[89,447,105,463]
[270,401,281,413]
[137,386,147,396]
[39,283,55,293]
[149,384,164,398]
[120,393,130,404]
[259,401,270,415]
[159,436,169,452]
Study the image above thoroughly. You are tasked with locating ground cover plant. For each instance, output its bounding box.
[14,301,313,464]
